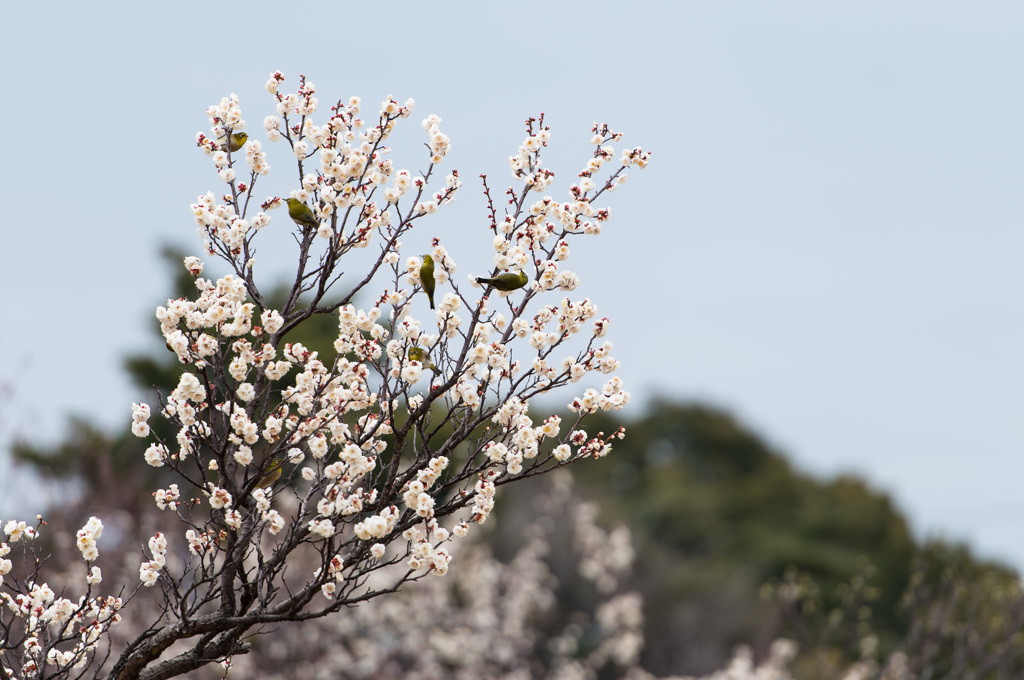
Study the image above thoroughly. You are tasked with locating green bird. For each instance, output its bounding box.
[420,254,436,309]
[476,270,529,292]
[285,197,319,230]
[408,346,440,373]
[255,459,284,489]
[222,131,249,152]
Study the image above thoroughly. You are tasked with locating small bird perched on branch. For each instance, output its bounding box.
[408,346,440,374]
[476,270,528,291]
[222,131,248,152]
[420,254,436,309]
[285,197,319,229]
[255,459,284,489]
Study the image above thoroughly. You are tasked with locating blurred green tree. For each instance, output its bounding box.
[569,401,916,673]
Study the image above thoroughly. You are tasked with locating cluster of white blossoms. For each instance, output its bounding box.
[154,483,180,510]
[3,519,37,544]
[0,543,9,585]
[216,473,655,680]
[470,472,498,524]
[130,401,151,437]
[0,517,124,677]
[403,522,452,575]
[139,533,167,587]
[75,516,103,563]
[574,502,635,595]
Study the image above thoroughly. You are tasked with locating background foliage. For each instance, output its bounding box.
[9,251,1020,678]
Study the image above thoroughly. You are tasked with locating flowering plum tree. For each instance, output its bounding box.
[0,71,650,680]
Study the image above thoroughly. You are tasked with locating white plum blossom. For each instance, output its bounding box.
[143,443,168,467]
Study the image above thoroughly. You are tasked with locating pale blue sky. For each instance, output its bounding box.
[1,1,1022,567]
